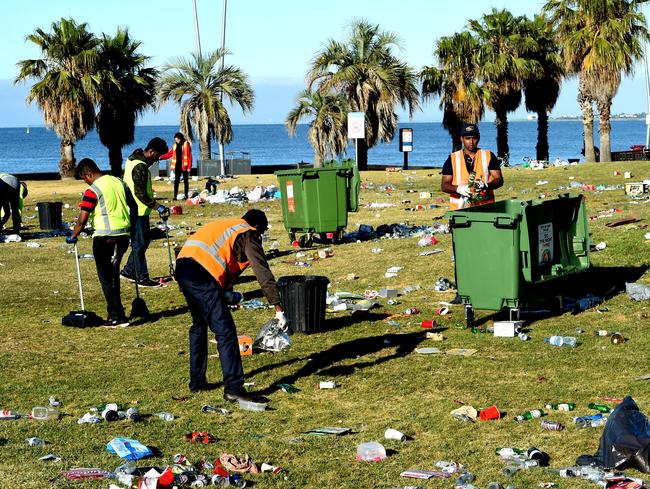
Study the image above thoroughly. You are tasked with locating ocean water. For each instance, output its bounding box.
[0,119,647,174]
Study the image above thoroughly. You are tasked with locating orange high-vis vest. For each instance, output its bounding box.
[177,218,252,288]
[163,141,192,171]
[449,149,495,210]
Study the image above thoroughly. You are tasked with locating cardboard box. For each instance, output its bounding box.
[625,182,646,196]
[493,320,524,337]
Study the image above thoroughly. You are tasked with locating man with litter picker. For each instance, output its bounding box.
[441,123,503,210]
[121,137,170,288]
[175,209,287,402]
[66,159,137,328]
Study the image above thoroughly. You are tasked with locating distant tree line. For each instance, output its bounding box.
[15,1,649,175]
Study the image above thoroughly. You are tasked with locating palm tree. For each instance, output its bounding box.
[15,18,99,177]
[545,0,648,162]
[521,14,564,161]
[286,89,349,167]
[156,49,254,161]
[307,20,420,171]
[469,9,541,163]
[420,31,488,151]
[95,28,157,177]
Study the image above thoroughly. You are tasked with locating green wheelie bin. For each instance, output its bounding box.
[445,194,590,326]
[275,160,360,246]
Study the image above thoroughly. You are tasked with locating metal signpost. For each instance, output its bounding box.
[347,112,365,167]
[399,128,413,169]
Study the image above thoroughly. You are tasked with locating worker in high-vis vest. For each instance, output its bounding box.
[0,173,28,235]
[121,137,170,288]
[441,123,503,210]
[160,132,192,200]
[66,158,137,328]
[175,209,287,403]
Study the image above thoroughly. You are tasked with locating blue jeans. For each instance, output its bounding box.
[122,215,151,281]
[176,258,244,393]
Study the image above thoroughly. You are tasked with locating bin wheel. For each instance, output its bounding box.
[288,232,296,244]
[464,305,474,329]
[333,228,345,244]
[298,234,313,248]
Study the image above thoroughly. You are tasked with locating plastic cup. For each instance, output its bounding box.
[384,428,406,441]
[420,320,436,329]
[356,441,386,462]
[479,405,501,421]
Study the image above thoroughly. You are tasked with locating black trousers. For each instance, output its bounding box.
[174,164,189,199]
[175,258,244,393]
[93,235,129,320]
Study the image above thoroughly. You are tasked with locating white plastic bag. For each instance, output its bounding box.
[253,319,291,352]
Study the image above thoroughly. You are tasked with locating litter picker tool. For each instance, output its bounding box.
[163,216,175,278]
[129,241,150,320]
[62,243,103,327]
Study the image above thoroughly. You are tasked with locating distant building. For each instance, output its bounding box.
[526,114,538,121]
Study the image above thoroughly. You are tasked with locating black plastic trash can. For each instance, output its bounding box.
[37,202,63,230]
[277,275,329,333]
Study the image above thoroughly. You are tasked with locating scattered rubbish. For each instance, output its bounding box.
[626,282,650,301]
[378,288,398,298]
[573,413,608,428]
[420,320,437,329]
[433,277,454,291]
[48,396,60,407]
[61,468,111,481]
[183,431,217,443]
[415,347,443,355]
[605,216,641,228]
[591,241,607,251]
[419,249,444,256]
[479,405,501,420]
[31,406,59,420]
[385,266,404,278]
[588,402,612,413]
[319,381,336,389]
[77,412,101,424]
[0,234,22,243]
[384,428,407,441]
[493,320,523,337]
[39,454,61,462]
[201,405,229,415]
[516,409,545,421]
[451,405,478,422]
[356,441,387,461]
[26,437,44,446]
[544,336,577,348]
[303,427,351,436]
[153,411,174,421]
[278,383,299,394]
[106,437,153,460]
[253,318,291,352]
[545,403,575,411]
[447,348,477,356]
[540,420,563,431]
[238,399,267,411]
[426,332,444,341]
[26,242,42,248]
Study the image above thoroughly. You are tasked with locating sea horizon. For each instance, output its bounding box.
[1,119,647,174]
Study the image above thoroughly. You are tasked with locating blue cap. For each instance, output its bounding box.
[460,124,480,137]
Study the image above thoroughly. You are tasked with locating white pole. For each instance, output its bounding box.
[218,0,227,175]
[191,0,203,56]
[643,2,650,150]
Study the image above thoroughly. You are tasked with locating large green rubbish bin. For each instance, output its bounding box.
[445,194,590,314]
[275,161,360,244]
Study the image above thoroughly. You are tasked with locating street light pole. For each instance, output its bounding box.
[191,0,203,56]
[218,0,228,175]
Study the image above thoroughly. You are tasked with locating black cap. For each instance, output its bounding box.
[460,124,480,137]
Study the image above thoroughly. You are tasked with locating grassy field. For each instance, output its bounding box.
[0,162,649,488]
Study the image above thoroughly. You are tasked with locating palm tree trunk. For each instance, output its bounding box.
[494,109,509,161]
[199,138,211,162]
[357,138,368,171]
[578,77,596,163]
[313,152,323,168]
[108,145,124,177]
[59,140,76,178]
[536,110,549,161]
[597,98,612,163]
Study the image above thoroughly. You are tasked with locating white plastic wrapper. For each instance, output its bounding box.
[253,319,291,352]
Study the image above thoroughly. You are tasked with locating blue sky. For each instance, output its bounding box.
[1,0,648,127]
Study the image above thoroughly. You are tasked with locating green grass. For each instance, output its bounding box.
[1,162,649,488]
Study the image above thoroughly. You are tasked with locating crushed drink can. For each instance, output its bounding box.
[404,307,419,315]
[540,420,563,431]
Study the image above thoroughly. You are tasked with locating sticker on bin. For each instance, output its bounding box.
[538,222,554,265]
[286,181,295,212]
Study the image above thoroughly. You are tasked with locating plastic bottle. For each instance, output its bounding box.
[545,402,575,411]
[515,409,545,421]
[501,465,519,477]
[544,336,577,347]
[496,447,525,458]
[154,411,175,421]
[587,403,611,413]
[125,407,141,422]
[101,407,119,422]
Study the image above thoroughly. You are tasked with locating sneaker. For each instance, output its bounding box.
[120,271,136,282]
[102,318,131,328]
[138,278,162,288]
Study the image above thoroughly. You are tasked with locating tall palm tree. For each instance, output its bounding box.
[469,9,540,163]
[521,14,564,161]
[420,31,488,151]
[286,89,349,167]
[15,18,99,177]
[156,49,254,161]
[95,28,157,177]
[307,20,420,171]
[545,0,648,162]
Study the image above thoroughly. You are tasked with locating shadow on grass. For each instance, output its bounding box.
[471,265,649,328]
[129,305,190,327]
[252,331,425,396]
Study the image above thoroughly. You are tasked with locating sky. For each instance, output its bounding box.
[1,0,648,127]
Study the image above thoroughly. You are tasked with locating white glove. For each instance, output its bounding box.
[456,184,472,198]
[474,180,488,191]
[275,310,287,330]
